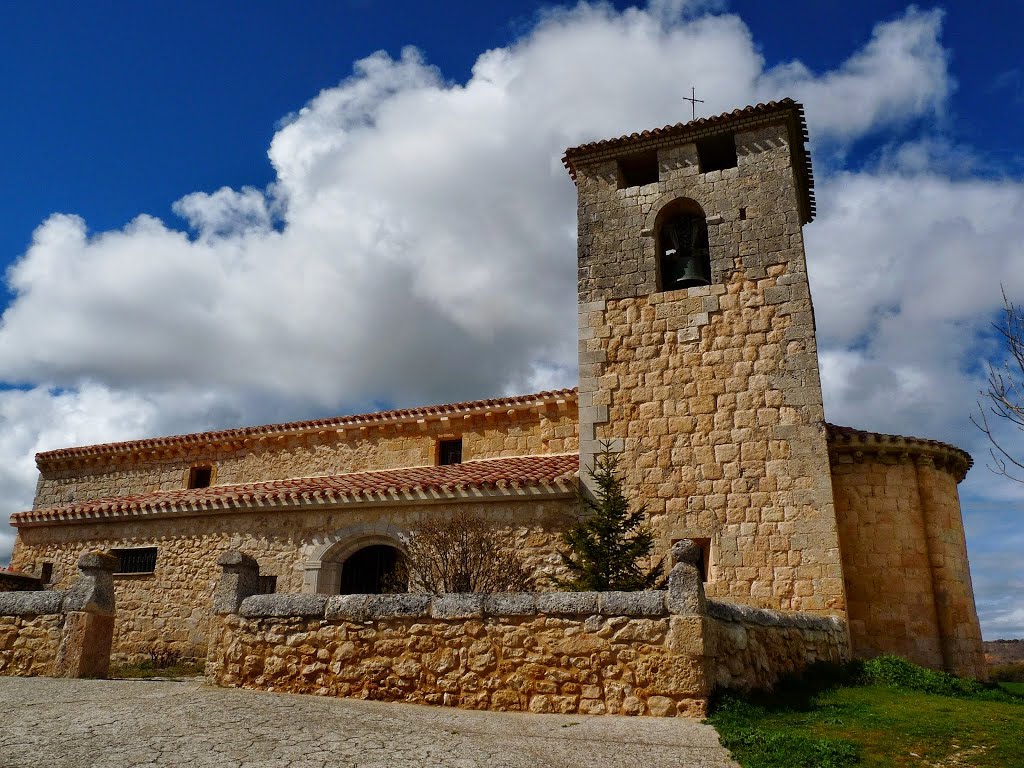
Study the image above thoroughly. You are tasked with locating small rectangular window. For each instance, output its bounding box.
[438,438,463,466]
[188,465,213,489]
[617,149,659,188]
[39,562,53,584]
[696,134,737,173]
[112,547,158,575]
[258,575,277,595]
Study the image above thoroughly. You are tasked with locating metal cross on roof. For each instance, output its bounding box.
[683,87,704,121]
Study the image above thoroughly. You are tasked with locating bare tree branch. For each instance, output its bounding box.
[400,511,534,593]
[973,286,1024,482]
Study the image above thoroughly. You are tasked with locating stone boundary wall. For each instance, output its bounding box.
[0,551,116,679]
[207,541,849,717]
[985,639,1024,667]
[706,600,849,692]
[0,570,42,592]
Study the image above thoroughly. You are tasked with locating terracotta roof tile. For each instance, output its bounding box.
[13,454,580,526]
[562,99,815,223]
[0,567,38,580]
[36,388,579,467]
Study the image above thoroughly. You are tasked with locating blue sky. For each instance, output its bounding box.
[1,1,1022,638]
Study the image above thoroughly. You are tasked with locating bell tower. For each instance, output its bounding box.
[563,100,846,614]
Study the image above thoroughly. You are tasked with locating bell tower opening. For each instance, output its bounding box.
[655,198,711,290]
[339,544,407,594]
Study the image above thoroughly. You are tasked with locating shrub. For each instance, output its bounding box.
[401,510,533,593]
[860,655,1018,702]
[988,663,1024,683]
[555,444,663,591]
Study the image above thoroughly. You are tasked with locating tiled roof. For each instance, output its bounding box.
[826,423,973,481]
[0,567,38,581]
[12,453,580,526]
[562,99,815,224]
[36,388,579,467]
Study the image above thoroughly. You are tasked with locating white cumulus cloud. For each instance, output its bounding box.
[1,2,1021,641]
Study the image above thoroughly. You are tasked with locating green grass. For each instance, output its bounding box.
[708,657,1024,768]
[1002,682,1024,695]
[108,659,205,679]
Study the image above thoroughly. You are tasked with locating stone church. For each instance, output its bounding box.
[7,100,985,678]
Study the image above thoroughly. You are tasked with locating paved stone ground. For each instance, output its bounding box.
[0,677,739,768]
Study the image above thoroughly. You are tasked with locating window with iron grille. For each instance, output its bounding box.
[438,438,463,466]
[187,465,213,489]
[258,575,277,594]
[112,547,158,574]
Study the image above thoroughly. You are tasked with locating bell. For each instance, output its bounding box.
[660,213,712,290]
[674,250,711,288]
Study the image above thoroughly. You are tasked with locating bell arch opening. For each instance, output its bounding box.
[655,198,711,291]
[339,544,407,594]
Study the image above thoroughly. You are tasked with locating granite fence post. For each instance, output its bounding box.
[54,550,117,678]
[666,539,707,616]
[207,551,260,681]
[213,551,260,615]
[665,539,711,698]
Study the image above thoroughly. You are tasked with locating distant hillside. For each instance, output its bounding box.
[985,639,1024,666]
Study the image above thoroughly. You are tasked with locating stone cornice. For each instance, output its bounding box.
[826,423,972,483]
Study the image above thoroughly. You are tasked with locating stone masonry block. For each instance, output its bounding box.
[325,595,370,621]
[538,592,599,616]
[240,593,328,619]
[213,551,260,615]
[598,591,667,617]
[0,590,64,616]
[62,550,117,616]
[763,286,791,305]
[482,593,537,616]
[667,561,707,616]
[365,594,431,619]
[431,594,484,620]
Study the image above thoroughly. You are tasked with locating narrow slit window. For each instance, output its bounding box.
[39,562,53,584]
[188,465,213,489]
[112,547,158,575]
[438,438,463,466]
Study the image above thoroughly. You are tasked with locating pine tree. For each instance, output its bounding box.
[555,444,663,591]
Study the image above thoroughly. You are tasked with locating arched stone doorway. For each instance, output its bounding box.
[339,544,407,594]
[301,523,408,594]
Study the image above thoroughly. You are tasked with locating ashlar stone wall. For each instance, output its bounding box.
[34,402,578,508]
[830,447,985,678]
[573,119,844,616]
[12,498,576,662]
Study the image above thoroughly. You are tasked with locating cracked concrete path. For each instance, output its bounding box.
[0,677,738,768]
